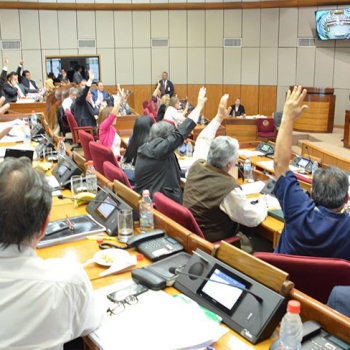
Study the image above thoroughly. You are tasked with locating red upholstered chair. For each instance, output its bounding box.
[253,252,350,303]
[78,130,94,162]
[142,100,149,109]
[257,118,276,142]
[65,109,95,150]
[89,142,119,176]
[153,192,241,248]
[103,161,133,189]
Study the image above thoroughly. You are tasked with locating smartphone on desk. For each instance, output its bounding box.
[127,229,183,261]
[107,282,148,302]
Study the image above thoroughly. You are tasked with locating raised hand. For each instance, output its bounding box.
[196,87,207,110]
[283,86,308,122]
[216,94,231,123]
[88,69,94,82]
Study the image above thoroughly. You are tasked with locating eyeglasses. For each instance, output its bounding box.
[65,215,75,231]
[107,295,139,316]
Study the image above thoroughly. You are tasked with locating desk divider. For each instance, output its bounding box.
[213,241,294,297]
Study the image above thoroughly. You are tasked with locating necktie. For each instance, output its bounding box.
[163,81,166,92]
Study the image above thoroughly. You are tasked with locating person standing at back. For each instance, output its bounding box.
[0,157,103,349]
[158,71,174,97]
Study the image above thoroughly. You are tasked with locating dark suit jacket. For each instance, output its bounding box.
[73,72,83,84]
[158,79,174,97]
[91,89,109,104]
[16,66,39,93]
[229,104,245,117]
[0,69,7,96]
[72,85,97,128]
[2,82,26,103]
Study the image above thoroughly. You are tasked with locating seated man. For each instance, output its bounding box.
[2,71,26,103]
[17,59,39,93]
[0,157,103,348]
[327,286,350,318]
[91,81,109,108]
[62,87,78,112]
[72,70,98,131]
[183,95,267,242]
[273,86,350,260]
[0,57,10,114]
[134,87,207,203]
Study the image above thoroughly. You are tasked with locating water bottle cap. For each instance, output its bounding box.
[246,156,250,160]
[58,137,64,141]
[287,300,301,313]
[32,110,35,113]
[142,190,150,196]
[88,160,94,166]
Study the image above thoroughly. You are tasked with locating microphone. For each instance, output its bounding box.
[169,267,263,303]
[57,194,120,208]
[305,145,312,162]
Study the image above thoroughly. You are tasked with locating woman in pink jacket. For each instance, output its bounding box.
[98,93,125,158]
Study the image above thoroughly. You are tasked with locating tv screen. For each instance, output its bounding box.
[315,9,350,40]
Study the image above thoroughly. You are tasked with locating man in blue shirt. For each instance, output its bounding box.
[273,86,350,261]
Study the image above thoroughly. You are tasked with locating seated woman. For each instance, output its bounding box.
[98,94,125,158]
[121,115,154,185]
[156,94,170,122]
[163,96,188,127]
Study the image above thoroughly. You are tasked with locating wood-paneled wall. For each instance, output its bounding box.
[105,84,277,118]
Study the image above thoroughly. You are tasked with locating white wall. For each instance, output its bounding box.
[0,5,349,124]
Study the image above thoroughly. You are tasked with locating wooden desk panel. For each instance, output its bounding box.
[192,124,226,141]
[225,118,257,142]
[344,110,350,149]
[9,102,47,116]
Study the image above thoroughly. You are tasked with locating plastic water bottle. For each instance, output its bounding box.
[186,142,193,157]
[312,161,318,176]
[57,137,66,161]
[279,300,303,350]
[86,161,98,194]
[139,190,154,231]
[244,157,252,182]
[23,123,31,145]
[31,110,37,126]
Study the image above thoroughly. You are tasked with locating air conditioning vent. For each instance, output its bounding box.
[1,40,21,50]
[151,38,169,47]
[297,38,316,47]
[78,39,96,48]
[224,38,242,47]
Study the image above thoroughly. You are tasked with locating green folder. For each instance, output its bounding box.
[268,209,284,222]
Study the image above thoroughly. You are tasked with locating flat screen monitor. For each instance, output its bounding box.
[315,9,350,40]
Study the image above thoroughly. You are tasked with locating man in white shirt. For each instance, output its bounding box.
[183,95,267,243]
[62,87,78,112]
[0,157,103,349]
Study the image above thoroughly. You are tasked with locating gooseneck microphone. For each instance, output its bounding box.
[305,145,312,162]
[168,267,263,303]
[57,194,120,208]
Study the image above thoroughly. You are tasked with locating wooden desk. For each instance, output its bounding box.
[224,117,258,142]
[114,114,139,137]
[301,141,350,171]
[192,124,226,141]
[9,102,47,117]
[291,87,335,133]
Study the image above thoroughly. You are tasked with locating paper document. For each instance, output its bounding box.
[256,160,275,172]
[240,181,266,195]
[178,157,196,170]
[90,281,228,350]
[238,149,264,157]
[265,194,281,210]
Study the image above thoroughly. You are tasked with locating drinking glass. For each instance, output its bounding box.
[44,148,53,170]
[71,175,85,198]
[118,209,134,243]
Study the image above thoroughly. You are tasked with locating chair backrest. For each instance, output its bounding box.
[89,142,119,176]
[65,109,79,143]
[253,252,350,303]
[103,161,132,189]
[153,192,205,238]
[257,118,275,133]
[273,112,283,127]
[78,129,94,162]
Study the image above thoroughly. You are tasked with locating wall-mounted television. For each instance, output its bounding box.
[315,9,350,40]
[45,55,100,84]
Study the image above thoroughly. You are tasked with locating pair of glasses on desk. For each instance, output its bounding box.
[107,295,139,316]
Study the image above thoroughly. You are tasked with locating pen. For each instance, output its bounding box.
[86,235,116,241]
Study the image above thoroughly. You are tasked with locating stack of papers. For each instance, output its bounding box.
[90,281,228,350]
